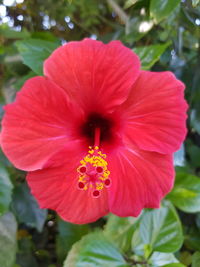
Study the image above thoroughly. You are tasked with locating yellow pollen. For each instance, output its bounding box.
[77,146,111,197]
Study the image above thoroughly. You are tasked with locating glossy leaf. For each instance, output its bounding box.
[139,201,183,253]
[15,39,59,75]
[0,212,17,267]
[0,163,13,215]
[150,0,181,23]
[149,252,179,266]
[63,232,129,267]
[133,43,170,70]
[104,214,139,252]
[167,172,200,213]
[12,183,47,232]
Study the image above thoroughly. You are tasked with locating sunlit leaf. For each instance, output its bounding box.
[124,0,139,9]
[64,232,129,267]
[149,252,179,266]
[167,172,200,213]
[15,39,59,75]
[150,0,181,23]
[104,214,139,252]
[139,201,183,253]
[133,43,170,70]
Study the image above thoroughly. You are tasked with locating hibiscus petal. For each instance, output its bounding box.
[121,71,188,154]
[108,144,174,217]
[27,144,109,224]
[1,77,82,171]
[44,38,140,113]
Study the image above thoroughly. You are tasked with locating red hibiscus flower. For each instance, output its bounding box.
[0,39,188,224]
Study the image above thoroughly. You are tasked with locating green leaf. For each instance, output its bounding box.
[139,201,183,253]
[14,71,36,91]
[192,0,200,7]
[0,25,30,39]
[56,217,89,263]
[104,214,139,252]
[150,0,181,23]
[132,227,146,256]
[12,183,47,232]
[149,252,179,266]
[124,0,139,9]
[192,252,200,267]
[63,232,129,267]
[0,163,13,215]
[167,172,200,213]
[133,43,170,70]
[0,212,17,267]
[15,39,59,75]
[162,264,186,267]
[191,109,200,135]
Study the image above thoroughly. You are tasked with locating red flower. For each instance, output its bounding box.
[0,39,188,224]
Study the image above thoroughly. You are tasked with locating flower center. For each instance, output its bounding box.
[77,128,111,198]
[81,112,113,144]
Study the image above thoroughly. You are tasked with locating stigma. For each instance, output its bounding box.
[77,146,111,198]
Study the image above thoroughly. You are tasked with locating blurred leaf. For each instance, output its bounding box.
[167,172,200,213]
[184,226,200,252]
[56,217,89,263]
[149,252,179,266]
[150,0,181,23]
[133,43,170,70]
[139,201,183,253]
[191,109,200,135]
[180,251,192,266]
[124,0,139,9]
[131,227,145,256]
[14,71,36,91]
[16,236,38,267]
[0,163,13,215]
[192,0,200,7]
[186,140,200,168]
[15,39,59,75]
[63,232,129,267]
[104,214,139,252]
[162,264,186,267]
[0,212,17,267]
[0,25,30,39]
[192,252,200,267]
[12,183,47,232]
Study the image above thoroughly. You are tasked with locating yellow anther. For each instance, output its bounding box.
[77,146,111,195]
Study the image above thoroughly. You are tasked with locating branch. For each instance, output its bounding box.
[107,0,130,34]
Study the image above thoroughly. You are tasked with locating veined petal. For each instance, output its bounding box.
[1,77,82,171]
[27,143,109,224]
[120,71,188,154]
[108,144,174,217]
[44,38,140,113]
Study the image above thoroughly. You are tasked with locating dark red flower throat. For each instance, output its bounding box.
[81,112,114,145]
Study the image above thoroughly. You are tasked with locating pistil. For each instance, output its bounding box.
[77,128,111,198]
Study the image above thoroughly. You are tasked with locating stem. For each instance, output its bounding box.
[107,0,130,34]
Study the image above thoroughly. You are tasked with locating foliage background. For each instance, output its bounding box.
[0,0,200,266]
